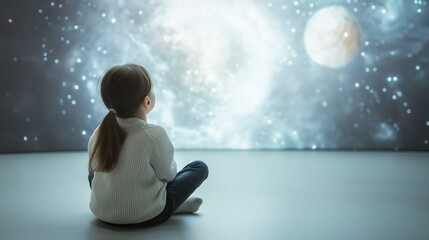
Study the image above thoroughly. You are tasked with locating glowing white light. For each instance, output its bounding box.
[127,0,288,148]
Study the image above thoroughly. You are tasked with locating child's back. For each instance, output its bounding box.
[88,64,208,227]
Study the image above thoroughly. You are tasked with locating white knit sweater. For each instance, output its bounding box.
[88,117,177,224]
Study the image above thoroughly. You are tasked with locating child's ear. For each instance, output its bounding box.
[144,96,151,108]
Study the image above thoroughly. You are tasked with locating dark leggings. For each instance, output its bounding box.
[88,160,209,227]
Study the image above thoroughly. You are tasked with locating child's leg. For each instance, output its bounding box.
[166,160,209,213]
[96,161,208,227]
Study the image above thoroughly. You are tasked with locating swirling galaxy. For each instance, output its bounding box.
[1,0,429,151]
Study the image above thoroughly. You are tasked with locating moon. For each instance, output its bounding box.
[304,6,361,68]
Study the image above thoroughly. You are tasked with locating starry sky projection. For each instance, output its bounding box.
[1,0,429,152]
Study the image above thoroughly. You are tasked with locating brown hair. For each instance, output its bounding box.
[89,64,152,172]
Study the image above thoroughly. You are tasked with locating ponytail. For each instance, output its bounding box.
[89,111,126,172]
[89,64,152,172]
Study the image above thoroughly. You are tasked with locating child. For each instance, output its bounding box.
[87,64,208,227]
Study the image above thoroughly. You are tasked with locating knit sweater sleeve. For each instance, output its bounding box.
[149,126,177,182]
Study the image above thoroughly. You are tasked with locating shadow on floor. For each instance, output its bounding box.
[85,214,201,240]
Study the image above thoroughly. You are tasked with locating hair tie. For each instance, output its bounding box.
[108,108,117,114]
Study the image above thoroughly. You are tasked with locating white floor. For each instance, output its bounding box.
[1,151,428,240]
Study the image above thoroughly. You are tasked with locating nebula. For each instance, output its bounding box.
[1,0,428,151]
